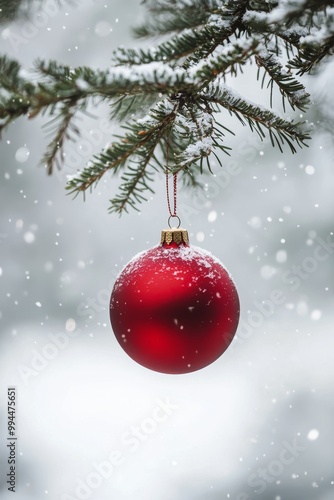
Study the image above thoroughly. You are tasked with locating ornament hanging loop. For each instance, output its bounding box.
[165,131,182,227]
[168,215,181,229]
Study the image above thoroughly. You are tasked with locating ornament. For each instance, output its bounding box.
[110,224,240,374]
[110,134,239,374]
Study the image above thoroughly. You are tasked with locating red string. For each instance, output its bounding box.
[166,134,178,218]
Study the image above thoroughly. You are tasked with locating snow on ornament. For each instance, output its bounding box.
[110,226,240,374]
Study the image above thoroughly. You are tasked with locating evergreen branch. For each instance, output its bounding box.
[243,2,334,76]
[188,36,259,86]
[108,153,157,214]
[255,50,310,111]
[114,24,228,66]
[1,55,193,109]
[41,103,80,175]
[204,82,311,153]
[268,0,333,26]
[110,93,160,122]
[131,0,252,69]
[114,1,249,69]
[0,0,74,24]
[176,135,232,169]
[0,100,28,136]
[0,0,24,23]
[66,97,231,212]
[0,56,193,131]
[0,0,42,23]
[1,0,333,215]
[36,59,193,98]
[0,56,34,133]
[0,56,34,95]
[185,0,252,64]
[66,99,178,213]
[290,36,334,75]
[288,10,334,74]
[134,0,216,37]
[242,1,278,14]
[242,10,309,65]
[65,134,149,196]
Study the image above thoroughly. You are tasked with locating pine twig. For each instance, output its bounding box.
[41,104,80,175]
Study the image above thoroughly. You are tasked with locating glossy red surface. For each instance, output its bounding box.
[110,243,240,374]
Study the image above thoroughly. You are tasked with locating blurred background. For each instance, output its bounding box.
[0,1,333,499]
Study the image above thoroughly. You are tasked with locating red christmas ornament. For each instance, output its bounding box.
[110,227,240,374]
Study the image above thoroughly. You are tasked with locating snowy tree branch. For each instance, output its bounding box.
[0,0,333,213]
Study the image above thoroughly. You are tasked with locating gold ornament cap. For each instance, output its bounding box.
[160,227,189,246]
[160,216,189,246]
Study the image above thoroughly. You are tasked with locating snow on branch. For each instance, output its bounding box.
[0,0,332,213]
[203,80,311,153]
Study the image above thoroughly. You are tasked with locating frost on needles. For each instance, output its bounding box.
[0,0,333,213]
